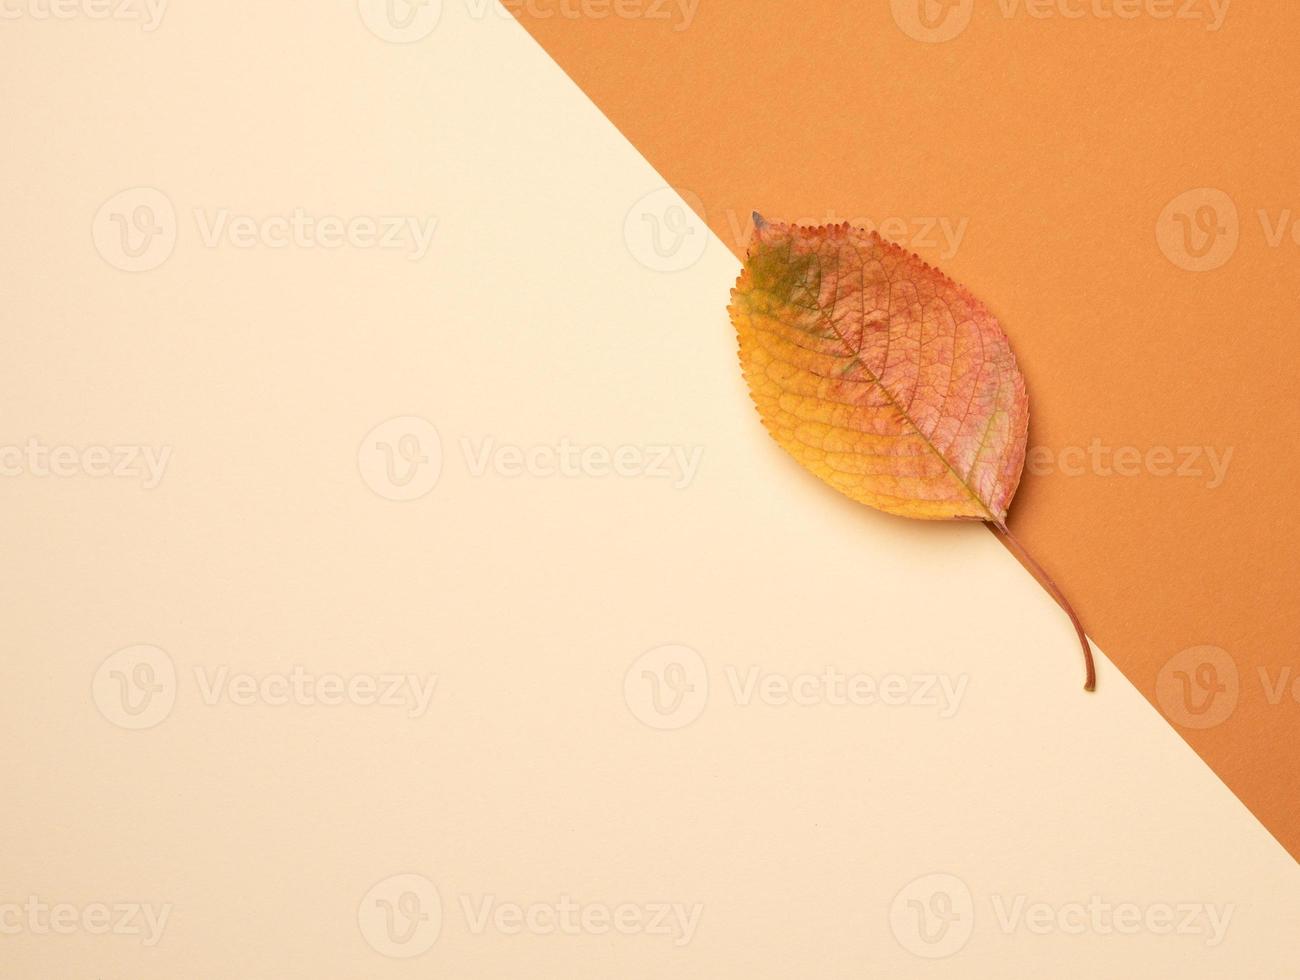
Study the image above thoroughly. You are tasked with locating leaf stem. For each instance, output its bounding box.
[988,522,1096,692]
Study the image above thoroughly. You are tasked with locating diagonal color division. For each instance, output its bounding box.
[506,1,1300,861]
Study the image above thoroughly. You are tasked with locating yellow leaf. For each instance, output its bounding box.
[730,216,1028,523]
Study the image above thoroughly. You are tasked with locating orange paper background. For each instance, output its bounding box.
[507,0,1300,859]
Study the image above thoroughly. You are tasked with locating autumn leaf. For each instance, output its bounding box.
[729,216,1095,690]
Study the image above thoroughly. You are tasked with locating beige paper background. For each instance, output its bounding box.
[2,2,1298,977]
